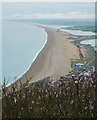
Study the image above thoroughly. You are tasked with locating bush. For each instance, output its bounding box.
[2,72,97,118]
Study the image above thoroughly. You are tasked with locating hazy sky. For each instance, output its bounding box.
[2,0,97,2]
[2,2,95,20]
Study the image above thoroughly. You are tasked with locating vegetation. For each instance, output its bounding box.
[2,35,97,119]
[2,72,97,118]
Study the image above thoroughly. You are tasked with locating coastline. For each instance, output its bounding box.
[7,25,80,90]
[6,27,95,88]
[20,26,79,83]
[5,26,47,87]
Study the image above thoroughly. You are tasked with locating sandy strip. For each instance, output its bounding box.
[7,26,80,90]
[16,26,79,85]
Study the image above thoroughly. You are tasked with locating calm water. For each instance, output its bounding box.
[2,19,95,85]
[80,39,95,47]
[2,20,47,84]
[60,29,95,36]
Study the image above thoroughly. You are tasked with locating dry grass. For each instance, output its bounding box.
[2,72,97,118]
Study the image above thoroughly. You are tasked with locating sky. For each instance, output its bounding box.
[1,0,97,2]
[0,0,96,83]
[2,2,95,20]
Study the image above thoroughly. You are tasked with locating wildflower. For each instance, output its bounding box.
[14,98,17,103]
[90,104,94,110]
[70,100,73,105]
[32,101,35,104]
[38,95,41,100]
[56,94,58,98]
[75,81,78,84]
[85,106,88,110]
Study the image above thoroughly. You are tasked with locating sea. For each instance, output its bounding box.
[2,20,47,85]
[1,19,95,85]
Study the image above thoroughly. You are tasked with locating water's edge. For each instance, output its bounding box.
[6,26,47,87]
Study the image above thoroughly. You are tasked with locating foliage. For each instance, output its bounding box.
[2,72,97,118]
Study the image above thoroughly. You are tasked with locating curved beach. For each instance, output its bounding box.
[17,26,80,85]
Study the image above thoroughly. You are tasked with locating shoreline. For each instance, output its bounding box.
[6,26,48,87]
[5,24,95,87]
[20,26,79,84]
[17,27,48,81]
[7,25,80,90]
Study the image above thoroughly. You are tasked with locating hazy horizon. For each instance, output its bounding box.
[2,2,95,20]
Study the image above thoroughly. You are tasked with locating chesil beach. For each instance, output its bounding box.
[2,2,95,87]
[2,2,97,119]
[3,20,80,86]
[18,25,80,85]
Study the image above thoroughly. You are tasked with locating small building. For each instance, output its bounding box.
[72,63,85,69]
[91,66,95,72]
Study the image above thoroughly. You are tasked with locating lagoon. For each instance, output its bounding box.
[80,39,95,47]
[60,29,95,36]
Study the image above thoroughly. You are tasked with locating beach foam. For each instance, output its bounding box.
[2,21,47,86]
